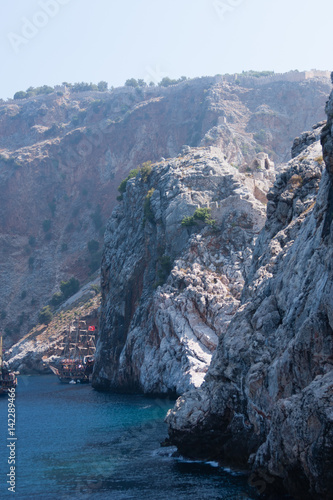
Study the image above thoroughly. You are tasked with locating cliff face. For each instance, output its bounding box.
[0,76,329,345]
[166,108,333,496]
[93,146,271,394]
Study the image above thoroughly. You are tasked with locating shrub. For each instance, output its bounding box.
[193,207,215,224]
[36,85,54,95]
[61,243,68,252]
[21,290,27,300]
[181,207,216,227]
[97,81,108,91]
[158,76,187,87]
[117,168,140,199]
[71,82,98,92]
[90,284,101,295]
[125,78,138,87]
[141,161,152,182]
[143,188,155,223]
[38,306,53,325]
[50,292,63,307]
[60,277,80,300]
[14,91,28,100]
[181,215,197,227]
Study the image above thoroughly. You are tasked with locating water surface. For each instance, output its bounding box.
[0,375,256,499]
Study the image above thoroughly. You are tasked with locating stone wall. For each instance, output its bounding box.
[221,70,331,88]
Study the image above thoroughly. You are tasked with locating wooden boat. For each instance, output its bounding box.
[49,319,96,384]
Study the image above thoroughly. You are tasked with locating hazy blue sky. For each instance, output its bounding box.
[0,0,332,99]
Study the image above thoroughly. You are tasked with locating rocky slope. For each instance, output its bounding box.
[93,146,272,394]
[4,280,100,374]
[166,107,333,496]
[0,75,330,345]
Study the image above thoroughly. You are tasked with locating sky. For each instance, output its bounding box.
[0,0,332,99]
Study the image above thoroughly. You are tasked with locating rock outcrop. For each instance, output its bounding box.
[166,116,333,496]
[93,147,270,394]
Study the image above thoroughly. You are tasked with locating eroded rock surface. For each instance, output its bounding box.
[166,120,333,498]
[93,147,269,394]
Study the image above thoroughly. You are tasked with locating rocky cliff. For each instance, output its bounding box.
[93,146,274,394]
[0,75,330,346]
[166,96,333,497]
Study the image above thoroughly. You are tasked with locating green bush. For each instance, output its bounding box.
[97,81,108,91]
[117,168,140,199]
[181,215,197,227]
[158,76,187,87]
[125,78,138,87]
[50,292,63,307]
[71,82,98,92]
[143,188,155,223]
[60,277,80,300]
[38,306,53,325]
[181,207,216,227]
[36,85,54,95]
[90,284,101,295]
[13,91,28,100]
[141,161,152,182]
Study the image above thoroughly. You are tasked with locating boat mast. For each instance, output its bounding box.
[0,335,2,371]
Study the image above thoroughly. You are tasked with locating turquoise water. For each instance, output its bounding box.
[0,375,256,499]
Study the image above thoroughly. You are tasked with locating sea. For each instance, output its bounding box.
[0,375,257,499]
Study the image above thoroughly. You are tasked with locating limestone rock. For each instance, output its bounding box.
[166,128,333,499]
[93,147,267,394]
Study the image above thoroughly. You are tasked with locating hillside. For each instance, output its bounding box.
[0,74,330,346]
